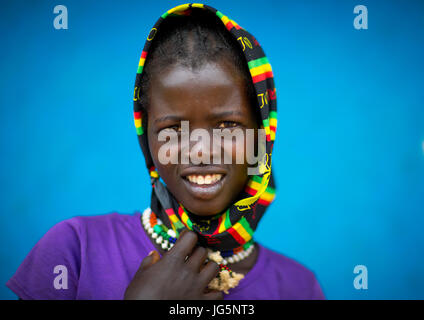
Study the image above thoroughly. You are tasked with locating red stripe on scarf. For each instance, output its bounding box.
[227,228,246,245]
[252,71,273,84]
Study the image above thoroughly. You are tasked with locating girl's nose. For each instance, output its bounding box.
[180,128,222,165]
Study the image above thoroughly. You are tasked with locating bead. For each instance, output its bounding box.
[142,207,250,283]
[167,229,176,238]
[143,211,151,218]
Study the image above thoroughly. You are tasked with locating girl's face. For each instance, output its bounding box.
[147,59,258,217]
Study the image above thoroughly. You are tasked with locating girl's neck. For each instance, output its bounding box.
[145,226,258,275]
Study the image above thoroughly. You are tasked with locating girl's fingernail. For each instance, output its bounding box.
[148,250,155,256]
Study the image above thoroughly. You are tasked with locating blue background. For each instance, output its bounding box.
[1,0,423,299]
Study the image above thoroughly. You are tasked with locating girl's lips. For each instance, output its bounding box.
[181,174,226,200]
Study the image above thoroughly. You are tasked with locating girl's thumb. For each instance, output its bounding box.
[138,250,160,271]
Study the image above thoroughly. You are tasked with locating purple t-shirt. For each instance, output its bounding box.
[6,212,324,300]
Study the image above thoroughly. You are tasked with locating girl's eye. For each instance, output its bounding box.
[218,121,239,129]
[161,125,181,133]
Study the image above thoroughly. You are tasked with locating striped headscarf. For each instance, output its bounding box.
[133,3,277,252]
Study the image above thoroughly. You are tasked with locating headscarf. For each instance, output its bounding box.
[133,3,277,253]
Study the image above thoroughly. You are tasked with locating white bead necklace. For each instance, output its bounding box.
[141,207,254,265]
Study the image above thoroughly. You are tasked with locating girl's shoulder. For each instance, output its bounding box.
[226,243,325,299]
[6,212,148,300]
[258,243,325,299]
[60,211,142,231]
[256,243,317,278]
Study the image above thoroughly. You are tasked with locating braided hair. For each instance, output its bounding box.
[137,8,257,117]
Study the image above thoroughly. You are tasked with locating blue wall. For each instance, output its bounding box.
[1,0,423,299]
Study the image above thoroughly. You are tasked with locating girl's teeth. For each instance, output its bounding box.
[197,176,204,184]
[187,174,223,185]
[205,175,212,184]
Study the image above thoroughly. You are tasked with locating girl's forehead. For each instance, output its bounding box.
[156,62,241,88]
[148,63,251,118]
[153,59,245,87]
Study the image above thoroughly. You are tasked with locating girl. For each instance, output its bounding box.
[7,4,324,300]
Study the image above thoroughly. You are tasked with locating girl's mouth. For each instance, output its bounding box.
[186,174,224,185]
[182,173,226,200]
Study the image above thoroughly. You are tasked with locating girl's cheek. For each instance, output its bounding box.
[221,134,249,166]
[156,138,180,165]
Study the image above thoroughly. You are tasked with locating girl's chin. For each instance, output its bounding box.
[179,198,232,218]
[181,201,226,217]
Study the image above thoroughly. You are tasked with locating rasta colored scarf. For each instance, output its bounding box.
[133,3,277,252]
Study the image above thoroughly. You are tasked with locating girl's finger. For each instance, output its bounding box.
[150,250,161,264]
[203,290,223,300]
[199,260,220,286]
[135,250,160,275]
[186,246,208,272]
[167,230,198,262]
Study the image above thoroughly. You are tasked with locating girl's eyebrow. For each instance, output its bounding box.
[154,110,246,124]
[209,110,245,119]
[154,115,182,124]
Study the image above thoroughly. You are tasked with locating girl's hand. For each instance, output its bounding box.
[124,230,223,300]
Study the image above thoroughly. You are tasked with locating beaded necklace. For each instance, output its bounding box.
[141,207,252,293]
